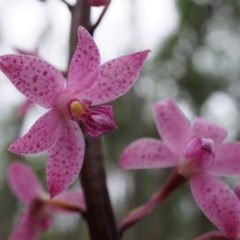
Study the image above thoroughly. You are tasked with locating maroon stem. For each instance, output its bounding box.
[118,170,186,236]
[69,0,90,58]
[90,2,110,34]
[69,1,119,240]
[80,135,120,240]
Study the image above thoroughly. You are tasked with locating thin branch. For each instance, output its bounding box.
[90,2,111,34]
[44,198,86,214]
[60,0,74,11]
[118,170,186,236]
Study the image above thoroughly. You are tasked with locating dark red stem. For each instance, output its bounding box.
[80,135,120,240]
[118,170,186,236]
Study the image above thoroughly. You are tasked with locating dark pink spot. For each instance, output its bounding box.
[33,75,38,82]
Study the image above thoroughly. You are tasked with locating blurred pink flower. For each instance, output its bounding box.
[8,161,85,240]
[0,26,149,197]
[120,98,240,239]
[17,99,34,119]
[89,0,109,7]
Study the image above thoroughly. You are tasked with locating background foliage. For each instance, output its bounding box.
[1,0,240,239]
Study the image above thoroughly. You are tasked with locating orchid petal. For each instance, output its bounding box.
[9,110,62,154]
[47,120,85,197]
[38,215,53,231]
[80,50,150,105]
[82,105,117,137]
[54,188,86,211]
[154,99,191,154]
[208,142,240,175]
[8,162,43,204]
[0,55,64,108]
[192,118,228,144]
[120,138,177,169]
[9,208,39,240]
[190,174,240,240]
[67,26,100,92]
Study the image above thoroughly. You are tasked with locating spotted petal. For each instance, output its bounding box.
[208,142,240,175]
[192,118,227,144]
[9,110,62,154]
[190,174,240,240]
[67,26,100,92]
[154,99,191,154]
[0,55,64,108]
[120,138,177,169]
[80,50,150,105]
[47,120,85,197]
[8,162,43,204]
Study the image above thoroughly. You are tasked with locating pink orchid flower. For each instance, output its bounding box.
[89,0,109,7]
[17,99,34,119]
[0,26,150,197]
[8,161,86,240]
[120,98,240,240]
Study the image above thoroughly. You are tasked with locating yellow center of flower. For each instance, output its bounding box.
[70,100,85,120]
